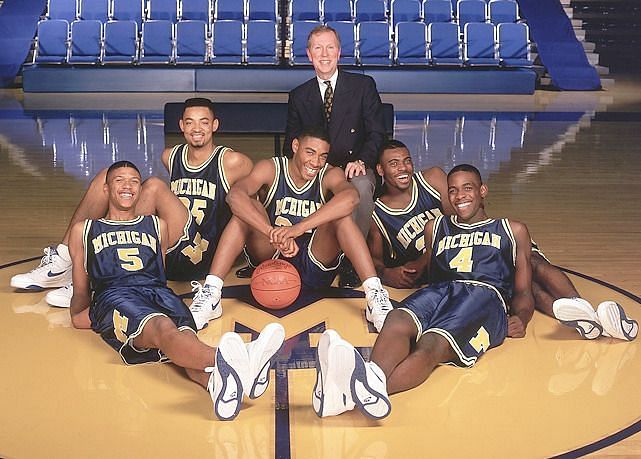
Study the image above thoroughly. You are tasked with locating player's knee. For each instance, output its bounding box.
[138,315,177,348]
[142,176,168,194]
[383,309,418,337]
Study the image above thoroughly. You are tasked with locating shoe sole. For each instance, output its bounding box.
[213,333,247,421]
[45,290,72,308]
[247,323,285,399]
[553,299,603,340]
[313,329,341,417]
[597,301,639,341]
[350,350,391,420]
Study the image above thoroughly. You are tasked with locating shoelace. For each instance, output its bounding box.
[190,281,213,309]
[370,289,392,313]
[35,247,56,270]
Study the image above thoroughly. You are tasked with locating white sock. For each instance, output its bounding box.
[56,243,71,262]
[205,275,224,291]
[362,276,383,293]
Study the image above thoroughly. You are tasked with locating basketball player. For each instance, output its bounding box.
[188,126,393,332]
[11,98,253,318]
[314,164,534,419]
[370,141,637,341]
[68,161,285,421]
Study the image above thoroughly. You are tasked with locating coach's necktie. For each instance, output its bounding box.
[323,80,333,124]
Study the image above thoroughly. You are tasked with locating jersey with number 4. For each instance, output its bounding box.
[165,144,232,280]
[429,215,516,300]
[84,215,166,294]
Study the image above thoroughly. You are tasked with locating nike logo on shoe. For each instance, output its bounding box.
[47,270,68,278]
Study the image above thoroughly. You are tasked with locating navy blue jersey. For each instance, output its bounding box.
[165,144,232,280]
[262,157,329,229]
[84,215,166,295]
[372,173,444,267]
[429,215,516,300]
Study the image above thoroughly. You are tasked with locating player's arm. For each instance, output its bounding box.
[161,146,173,172]
[221,149,254,186]
[367,219,387,277]
[69,221,92,329]
[421,167,455,216]
[368,219,422,288]
[226,159,276,237]
[158,217,170,266]
[421,219,436,279]
[508,220,534,338]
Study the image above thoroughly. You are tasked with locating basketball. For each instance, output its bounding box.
[250,259,302,310]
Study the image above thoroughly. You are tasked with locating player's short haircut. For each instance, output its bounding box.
[106,160,141,182]
[182,97,216,118]
[378,139,408,163]
[297,125,331,145]
[448,163,483,183]
[307,24,341,49]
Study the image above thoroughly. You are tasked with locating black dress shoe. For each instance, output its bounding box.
[338,265,362,288]
[236,265,255,278]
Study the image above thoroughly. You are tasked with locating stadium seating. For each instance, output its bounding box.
[180,0,212,22]
[322,0,353,22]
[289,0,321,21]
[497,22,532,67]
[246,19,279,63]
[248,0,278,21]
[289,20,321,64]
[111,0,144,29]
[327,20,357,64]
[147,0,179,22]
[140,20,174,63]
[354,0,387,23]
[457,0,486,28]
[423,0,452,24]
[488,0,518,25]
[34,19,69,63]
[78,0,109,22]
[175,20,208,63]
[103,20,138,63]
[428,21,462,65]
[47,0,78,22]
[69,19,102,63]
[390,0,422,27]
[214,0,246,21]
[463,22,499,65]
[211,19,243,63]
[357,21,392,65]
[395,21,428,64]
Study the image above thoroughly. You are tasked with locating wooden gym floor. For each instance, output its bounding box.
[1,77,641,458]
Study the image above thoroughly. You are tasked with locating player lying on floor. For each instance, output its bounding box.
[368,140,637,341]
[68,161,284,421]
[187,125,394,333]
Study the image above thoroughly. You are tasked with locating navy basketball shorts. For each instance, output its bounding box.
[530,239,551,263]
[90,286,197,365]
[245,232,343,289]
[399,280,508,367]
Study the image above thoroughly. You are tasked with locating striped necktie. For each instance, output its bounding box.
[323,80,333,124]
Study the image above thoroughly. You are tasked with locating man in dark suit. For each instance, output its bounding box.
[283,24,387,287]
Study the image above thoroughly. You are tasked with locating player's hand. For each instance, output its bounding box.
[507,315,526,338]
[278,238,299,258]
[382,266,417,289]
[344,160,366,179]
[269,225,302,246]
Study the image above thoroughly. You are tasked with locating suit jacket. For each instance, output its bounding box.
[283,70,386,170]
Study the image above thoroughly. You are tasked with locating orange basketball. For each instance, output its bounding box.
[250,259,301,309]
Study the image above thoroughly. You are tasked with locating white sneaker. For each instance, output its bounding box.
[46,283,73,308]
[190,281,222,330]
[313,329,356,417]
[365,287,393,333]
[351,358,391,420]
[552,297,603,340]
[245,323,285,399]
[596,301,639,341]
[10,246,72,291]
[207,332,250,421]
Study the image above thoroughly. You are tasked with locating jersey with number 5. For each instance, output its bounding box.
[83,215,166,294]
[429,215,517,300]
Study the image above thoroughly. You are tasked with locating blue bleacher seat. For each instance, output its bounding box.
[390,0,422,27]
[463,22,498,65]
[354,0,387,22]
[211,19,244,63]
[180,0,212,22]
[214,0,246,21]
[357,21,392,65]
[322,0,353,22]
[290,0,321,21]
[47,0,78,22]
[103,20,138,63]
[248,0,278,21]
[147,0,179,22]
[111,0,144,28]
[289,20,321,64]
[34,19,69,64]
[488,0,518,24]
[140,20,174,63]
[78,0,109,22]
[423,0,452,24]
[497,22,531,67]
[327,20,356,64]
[69,19,102,63]
[428,21,461,65]
[175,20,208,63]
[395,21,428,64]
[457,0,486,28]
[246,20,279,63]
